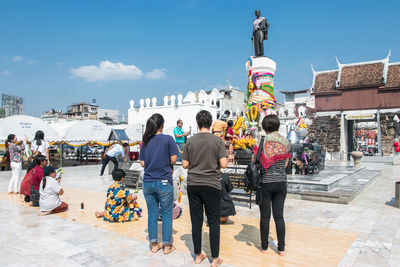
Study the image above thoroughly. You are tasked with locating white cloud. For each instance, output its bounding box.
[11,56,23,62]
[1,70,12,75]
[56,62,63,67]
[71,60,144,82]
[145,68,167,80]
[26,59,38,64]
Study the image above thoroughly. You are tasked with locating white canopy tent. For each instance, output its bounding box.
[112,123,143,142]
[52,120,111,145]
[0,115,61,143]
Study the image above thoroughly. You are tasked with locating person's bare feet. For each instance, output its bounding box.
[194,252,207,264]
[278,251,286,256]
[151,242,163,253]
[259,248,268,254]
[39,211,50,216]
[95,211,104,218]
[211,257,223,267]
[7,192,13,194]
[163,244,176,254]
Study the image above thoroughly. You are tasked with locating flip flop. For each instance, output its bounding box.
[151,244,163,253]
[163,245,176,255]
[195,253,208,264]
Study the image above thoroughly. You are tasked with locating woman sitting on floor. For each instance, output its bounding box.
[30,154,47,206]
[95,169,142,222]
[39,166,68,216]
[220,173,236,223]
[20,153,42,202]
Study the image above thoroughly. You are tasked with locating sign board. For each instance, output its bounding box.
[124,170,141,188]
[222,166,247,189]
[345,114,375,120]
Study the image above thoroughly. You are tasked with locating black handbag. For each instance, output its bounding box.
[244,136,265,192]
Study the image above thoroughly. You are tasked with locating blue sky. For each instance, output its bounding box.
[1,0,399,117]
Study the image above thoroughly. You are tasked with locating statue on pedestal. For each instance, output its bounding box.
[251,9,269,57]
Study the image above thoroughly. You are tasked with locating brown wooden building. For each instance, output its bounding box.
[313,60,400,111]
[309,55,400,156]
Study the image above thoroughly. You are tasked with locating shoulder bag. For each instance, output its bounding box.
[244,136,265,192]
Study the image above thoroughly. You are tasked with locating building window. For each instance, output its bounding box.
[216,100,220,108]
[285,94,294,102]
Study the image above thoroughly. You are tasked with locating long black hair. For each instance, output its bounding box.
[34,130,45,146]
[142,113,164,145]
[7,134,15,143]
[29,154,46,173]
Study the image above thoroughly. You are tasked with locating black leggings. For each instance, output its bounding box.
[100,155,118,175]
[187,185,221,258]
[259,182,287,251]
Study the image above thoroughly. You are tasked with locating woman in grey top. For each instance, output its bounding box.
[253,115,291,256]
[182,110,228,267]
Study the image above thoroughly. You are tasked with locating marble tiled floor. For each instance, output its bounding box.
[0,161,399,267]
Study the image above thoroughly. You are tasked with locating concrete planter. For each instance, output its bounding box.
[351,151,363,168]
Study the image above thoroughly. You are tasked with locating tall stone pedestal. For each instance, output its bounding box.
[246,56,277,114]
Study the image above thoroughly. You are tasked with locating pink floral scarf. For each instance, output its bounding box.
[253,132,291,170]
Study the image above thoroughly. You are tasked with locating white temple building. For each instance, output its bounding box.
[277,88,315,137]
[128,86,245,138]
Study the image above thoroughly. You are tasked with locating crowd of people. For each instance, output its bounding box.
[138,111,289,266]
[6,131,68,216]
[4,111,290,267]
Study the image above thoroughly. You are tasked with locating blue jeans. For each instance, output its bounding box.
[176,143,184,162]
[143,180,173,245]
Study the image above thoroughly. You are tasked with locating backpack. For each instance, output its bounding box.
[244,136,265,191]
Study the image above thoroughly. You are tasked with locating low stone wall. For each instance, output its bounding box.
[308,115,341,152]
[380,112,400,155]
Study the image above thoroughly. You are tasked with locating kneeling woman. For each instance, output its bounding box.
[95,169,142,222]
[220,173,236,223]
[39,166,68,216]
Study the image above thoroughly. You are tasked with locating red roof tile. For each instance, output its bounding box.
[384,64,400,89]
[338,63,384,89]
[313,71,340,95]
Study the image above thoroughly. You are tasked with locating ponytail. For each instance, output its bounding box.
[7,134,15,143]
[34,130,44,146]
[142,113,165,145]
[42,177,47,190]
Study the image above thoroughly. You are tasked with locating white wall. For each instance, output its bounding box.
[128,91,224,140]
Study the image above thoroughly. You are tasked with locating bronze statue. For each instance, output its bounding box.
[251,10,269,57]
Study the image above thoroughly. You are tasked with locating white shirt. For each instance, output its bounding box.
[39,176,62,212]
[31,140,48,156]
[106,144,125,158]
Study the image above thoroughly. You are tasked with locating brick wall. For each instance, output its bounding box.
[308,115,341,152]
[380,112,400,155]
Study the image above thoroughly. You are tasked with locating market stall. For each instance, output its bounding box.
[51,120,112,166]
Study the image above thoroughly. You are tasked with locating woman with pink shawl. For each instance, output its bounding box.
[253,115,291,256]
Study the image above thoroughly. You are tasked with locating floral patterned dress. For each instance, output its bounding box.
[103,181,142,222]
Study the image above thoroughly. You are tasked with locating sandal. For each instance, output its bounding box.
[151,243,163,253]
[163,245,176,255]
